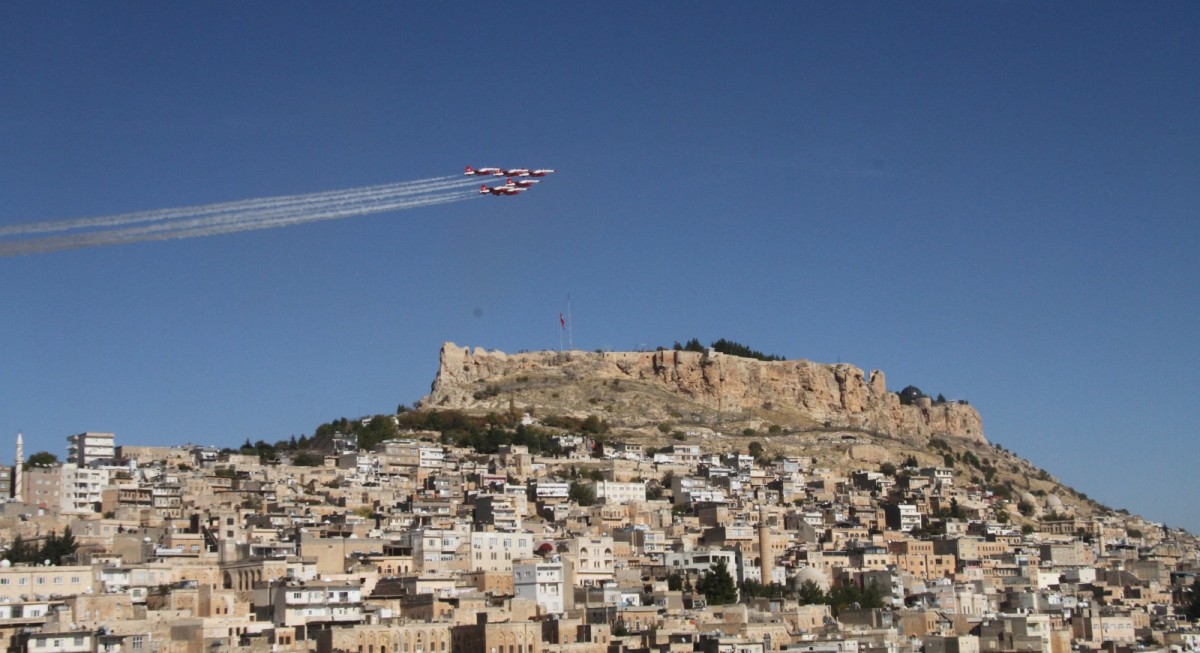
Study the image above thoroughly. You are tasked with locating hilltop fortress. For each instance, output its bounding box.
[421,342,985,444]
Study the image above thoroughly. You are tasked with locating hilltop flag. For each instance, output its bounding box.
[559,312,566,329]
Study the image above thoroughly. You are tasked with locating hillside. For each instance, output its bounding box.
[421,342,983,444]
[412,342,1143,530]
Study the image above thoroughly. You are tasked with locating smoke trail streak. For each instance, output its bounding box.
[0,184,482,257]
[0,175,475,237]
[53,177,479,240]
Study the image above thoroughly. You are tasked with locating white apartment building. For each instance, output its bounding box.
[67,432,115,467]
[920,467,955,487]
[514,558,565,614]
[886,503,922,532]
[594,481,646,505]
[529,481,570,503]
[418,446,445,468]
[60,464,108,514]
[411,527,469,572]
[470,531,534,572]
[663,549,738,578]
[670,476,726,506]
[272,581,364,634]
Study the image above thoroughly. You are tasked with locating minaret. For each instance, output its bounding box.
[13,432,23,501]
[758,505,773,586]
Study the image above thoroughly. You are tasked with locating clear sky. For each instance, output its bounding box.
[2,3,1197,530]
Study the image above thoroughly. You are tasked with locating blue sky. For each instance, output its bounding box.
[2,3,1197,530]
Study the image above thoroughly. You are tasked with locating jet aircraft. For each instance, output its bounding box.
[479,183,525,196]
[465,166,504,176]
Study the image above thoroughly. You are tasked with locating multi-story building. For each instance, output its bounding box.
[664,549,739,580]
[411,527,469,572]
[528,481,570,504]
[60,464,108,514]
[66,432,115,468]
[418,446,445,469]
[514,558,565,614]
[0,565,97,602]
[614,526,669,557]
[470,531,534,572]
[317,622,453,653]
[0,465,12,501]
[884,503,922,532]
[594,481,646,505]
[451,617,542,653]
[562,536,614,587]
[271,580,364,639]
[21,465,62,509]
[474,495,521,532]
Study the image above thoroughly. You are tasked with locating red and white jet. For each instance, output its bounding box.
[465,166,504,176]
[508,177,540,188]
[528,169,556,177]
[503,168,532,177]
[479,183,525,196]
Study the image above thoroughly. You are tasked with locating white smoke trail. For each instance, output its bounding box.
[63,176,478,239]
[0,175,474,237]
[4,183,484,258]
[0,177,485,256]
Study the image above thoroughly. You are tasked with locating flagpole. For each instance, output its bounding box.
[567,295,573,351]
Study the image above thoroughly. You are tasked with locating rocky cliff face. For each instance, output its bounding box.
[420,342,985,444]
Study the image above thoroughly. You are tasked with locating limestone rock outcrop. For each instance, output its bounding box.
[420,342,985,444]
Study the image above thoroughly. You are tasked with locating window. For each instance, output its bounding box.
[132,635,144,650]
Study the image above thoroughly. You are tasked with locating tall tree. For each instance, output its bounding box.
[797,579,826,605]
[24,451,57,469]
[568,480,596,506]
[697,559,738,605]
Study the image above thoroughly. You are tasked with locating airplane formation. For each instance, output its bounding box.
[466,166,556,196]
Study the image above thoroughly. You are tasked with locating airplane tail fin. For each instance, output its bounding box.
[480,184,487,194]
[465,166,474,175]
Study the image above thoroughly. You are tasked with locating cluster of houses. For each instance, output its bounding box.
[0,427,1197,653]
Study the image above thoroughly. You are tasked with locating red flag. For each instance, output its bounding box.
[559,312,566,329]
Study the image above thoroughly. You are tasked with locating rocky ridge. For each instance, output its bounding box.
[420,342,984,445]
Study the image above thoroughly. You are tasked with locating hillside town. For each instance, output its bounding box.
[2,425,1198,653]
